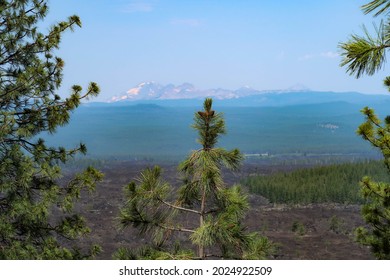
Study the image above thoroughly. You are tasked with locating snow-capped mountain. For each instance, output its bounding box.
[110,82,162,102]
[109,82,200,102]
[108,82,305,102]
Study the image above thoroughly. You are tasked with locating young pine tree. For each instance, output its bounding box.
[117,98,274,260]
[339,0,390,259]
[0,0,103,259]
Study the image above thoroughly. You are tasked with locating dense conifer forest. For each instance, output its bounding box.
[243,160,390,204]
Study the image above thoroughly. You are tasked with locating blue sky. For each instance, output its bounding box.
[46,0,389,101]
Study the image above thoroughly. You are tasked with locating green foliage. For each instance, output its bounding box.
[339,22,388,78]
[328,215,346,234]
[355,176,390,259]
[340,0,390,259]
[117,98,274,259]
[242,234,277,260]
[362,0,390,16]
[291,221,306,236]
[339,0,390,79]
[244,160,389,204]
[0,0,102,259]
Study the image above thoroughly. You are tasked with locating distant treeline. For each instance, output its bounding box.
[243,160,390,204]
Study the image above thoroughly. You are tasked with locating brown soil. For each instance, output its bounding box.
[69,161,373,260]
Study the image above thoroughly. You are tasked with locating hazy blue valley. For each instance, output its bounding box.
[43,90,390,162]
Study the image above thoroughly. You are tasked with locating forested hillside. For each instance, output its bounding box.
[243,160,390,204]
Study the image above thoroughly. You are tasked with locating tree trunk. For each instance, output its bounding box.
[198,185,207,259]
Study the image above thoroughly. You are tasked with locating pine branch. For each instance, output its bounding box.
[340,23,390,78]
[156,223,195,234]
[362,0,390,16]
[158,199,201,215]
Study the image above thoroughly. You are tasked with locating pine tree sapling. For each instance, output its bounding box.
[118,98,273,260]
[0,0,103,259]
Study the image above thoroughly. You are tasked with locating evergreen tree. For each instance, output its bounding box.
[0,0,103,259]
[117,98,274,260]
[340,0,390,259]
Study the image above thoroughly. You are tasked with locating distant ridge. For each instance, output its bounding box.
[104,82,390,108]
[108,82,313,102]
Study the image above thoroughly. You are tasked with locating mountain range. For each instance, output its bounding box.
[105,82,390,108]
[108,82,311,102]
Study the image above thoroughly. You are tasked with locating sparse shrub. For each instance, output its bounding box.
[329,215,345,234]
[292,221,306,236]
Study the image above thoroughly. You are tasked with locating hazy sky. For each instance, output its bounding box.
[46,0,389,101]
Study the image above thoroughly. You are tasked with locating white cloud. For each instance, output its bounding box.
[299,53,315,61]
[170,19,202,27]
[122,1,153,13]
[299,51,339,61]
[320,51,339,58]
